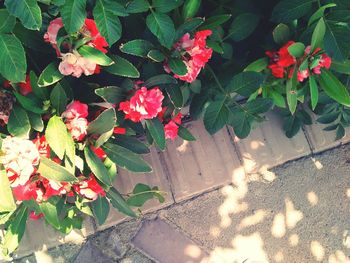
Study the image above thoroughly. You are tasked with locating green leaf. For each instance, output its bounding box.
[182,0,201,19]
[204,98,229,135]
[228,109,252,139]
[153,0,183,13]
[7,105,30,138]
[126,0,150,13]
[2,205,28,256]
[64,131,75,174]
[38,157,78,182]
[146,12,175,49]
[95,129,114,148]
[317,111,339,124]
[286,67,298,114]
[91,196,110,225]
[311,18,326,51]
[39,200,60,230]
[309,75,318,110]
[174,17,204,41]
[331,60,350,75]
[114,135,150,154]
[0,171,16,212]
[0,33,26,83]
[244,58,268,72]
[127,183,164,207]
[146,118,166,150]
[13,92,45,114]
[107,187,136,217]
[45,116,68,159]
[144,74,177,87]
[190,79,201,93]
[59,0,86,33]
[78,45,114,66]
[308,3,337,26]
[5,0,42,30]
[198,14,232,30]
[177,125,196,141]
[168,58,188,76]
[0,9,16,33]
[93,0,123,46]
[166,85,183,108]
[287,42,305,58]
[271,0,314,23]
[27,112,44,132]
[336,124,345,140]
[30,71,48,100]
[226,72,263,96]
[38,62,64,87]
[84,146,112,186]
[318,69,350,107]
[95,86,126,104]
[273,23,290,45]
[50,83,67,115]
[87,108,116,135]
[283,114,302,138]
[102,143,152,173]
[105,55,140,78]
[147,49,165,62]
[120,39,154,58]
[227,13,260,41]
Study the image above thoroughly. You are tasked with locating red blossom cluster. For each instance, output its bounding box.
[44,18,108,78]
[266,41,332,82]
[158,108,182,140]
[62,100,89,141]
[165,30,213,83]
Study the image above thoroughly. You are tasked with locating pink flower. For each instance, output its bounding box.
[164,113,182,140]
[62,101,89,119]
[119,87,164,122]
[18,75,33,96]
[58,52,98,78]
[166,30,213,83]
[313,53,332,75]
[44,18,64,56]
[73,175,105,201]
[1,137,40,187]
[65,117,88,141]
[297,69,310,82]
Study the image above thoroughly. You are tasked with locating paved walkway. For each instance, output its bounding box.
[12,111,350,262]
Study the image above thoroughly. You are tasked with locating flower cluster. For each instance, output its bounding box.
[266,41,332,82]
[44,18,108,78]
[166,30,213,83]
[62,101,89,141]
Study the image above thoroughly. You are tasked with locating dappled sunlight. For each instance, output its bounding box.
[250,140,265,150]
[271,213,286,238]
[176,140,190,153]
[346,188,350,198]
[311,157,324,170]
[34,249,55,263]
[342,231,350,249]
[273,251,284,262]
[328,250,350,263]
[288,234,299,246]
[285,198,303,229]
[307,191,318,206]
[259,166,276,182]
[310,241,325,262]
[237,209,268,231]
[184,244,203,259]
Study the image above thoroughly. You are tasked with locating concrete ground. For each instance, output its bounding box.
[16,144,350,263]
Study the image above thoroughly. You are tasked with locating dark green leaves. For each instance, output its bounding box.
[226,72,263,96]
[38,62,64,87]
[59,0,87,33]
[39,200,60,229]
[318,69,350,107]
[84,147,112,186]
[38,157,78,182]
[182,0,201,19]
[78,45,114,66]
[50,83,67,115]
[228,13,260,42]
[146,12,175,49]
[127,183,164,207]
[95,86,126,104]
[271,0,314,23]
[105,55,140,78]
[7,105,30,138]
[0,9,16,33]
[102,143,152,173]
[106,187,136,217]
[126,0,150,13]
[93,0,123,46]
[287,42,305,58]
[153,0,183,13]
[168,58,188,76]
[177,125,196,141]
[91,196,110,225]
[0,33,26,83]
[146,118,166,150]
[309,75,318,110]
[311,18,326,51]
[204,97,229,135]
[286,67,298,114]
[5,0,42,30]
[273,23,290,45]
[144,74,177,87]
[120,39,154,58]
[198,14,231,30]
[87,108,116,135]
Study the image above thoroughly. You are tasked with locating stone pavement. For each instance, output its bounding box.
[12,111,350,262]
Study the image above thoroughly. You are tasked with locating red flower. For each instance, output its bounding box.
[12,180,39,201]
[29,211,44,220]
[62,101,89,119]
[91,145,107,160]
[73,175,105,201]
[268,64,285,78]
[33,135,50,158]
[166,30,213,83]
[119,87,164,122]
[18,75,33,96]
[266,41,296,78]
[83,19,108,54]
[113,127,126,134]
